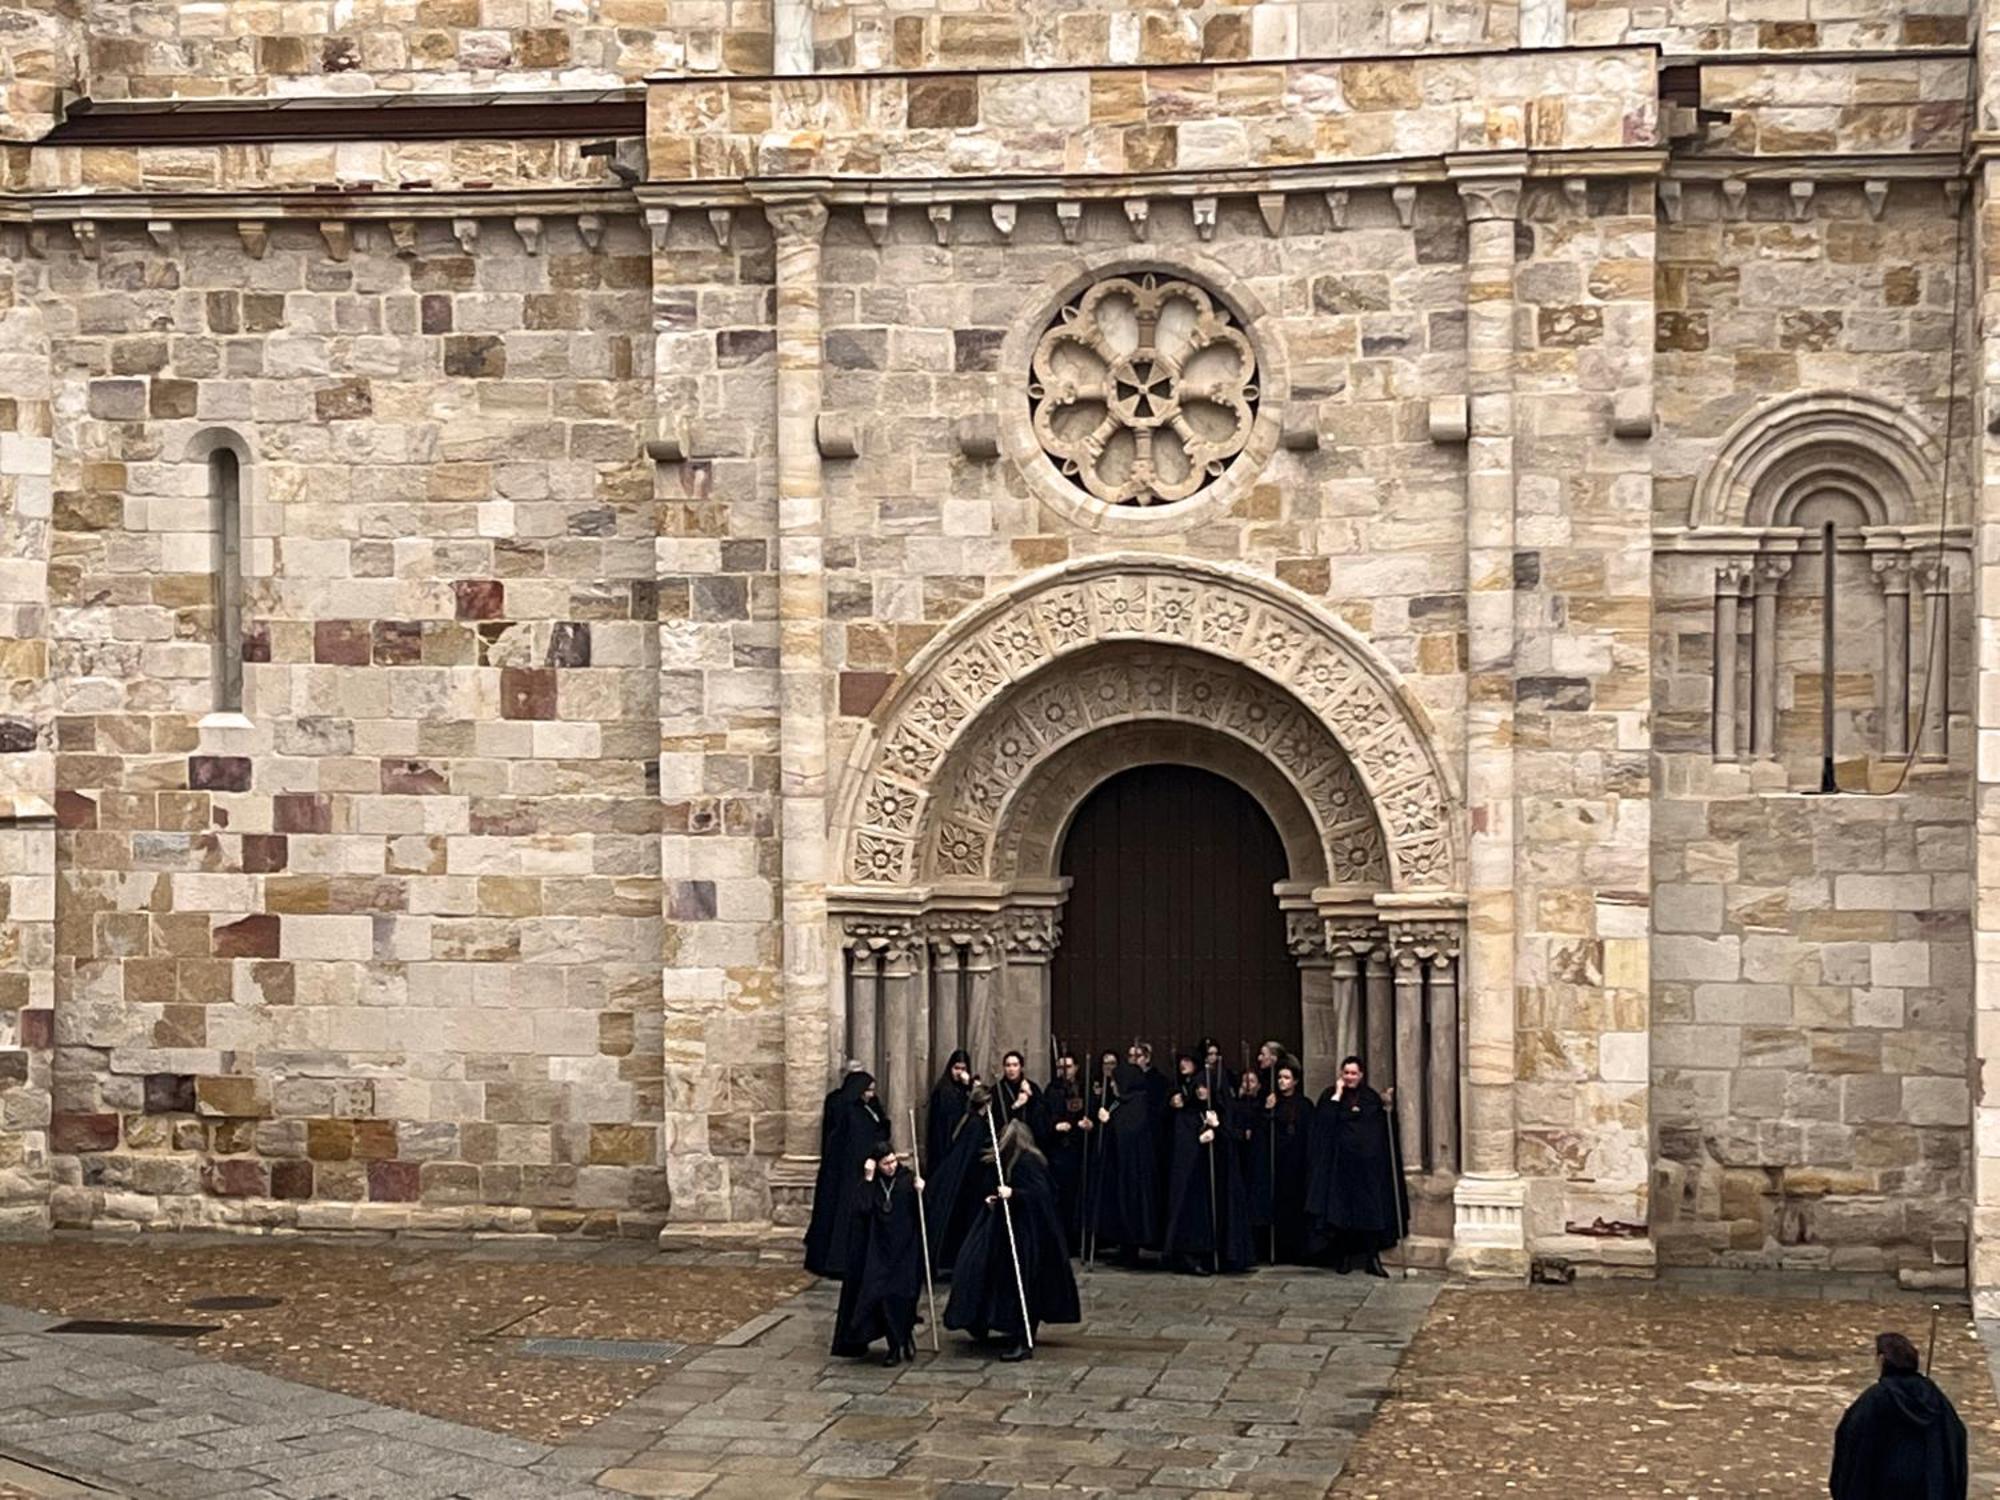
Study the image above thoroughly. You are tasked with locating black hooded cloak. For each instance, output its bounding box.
[1830,1370,1968,1500]
[993,1072,1052,1149]
[829,1168,925,1358]
[1262,1088,1315,1263]
[943,1147,1081,1344]
[1044,1072,1089,1252]
[1161,1077,1254,1272]
[803,1071,888,1278]
[1305,1082,1407,1259]
[925,1052,971,1173]
[920,1097,996,1274]
[1086,1062,1160,1255]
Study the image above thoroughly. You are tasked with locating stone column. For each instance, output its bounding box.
[1329,945,1363,1073]
[1363,942,1394,1087]
[1389,934,1427,1172]
[1451,164,1528,1275]
[1289,910,1335,1083]
[997,906,1060,1067]
[1873,552,1914,757]
[881,930,919,1127]
[927,932,963,1068]
[1917,555,1951,763]
[1426,940,1461,1177]
[1713,561,1750,761]
[964,926,1000,1075]
[1750,556,1791,759]
[769,201,834,1160]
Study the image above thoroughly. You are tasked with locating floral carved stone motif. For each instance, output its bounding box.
[841,560,1459,893]
[1029,275,1259,509]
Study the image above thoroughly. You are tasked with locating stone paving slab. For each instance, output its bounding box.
[0,1308,613,1500]
[577,1266,1437,1499]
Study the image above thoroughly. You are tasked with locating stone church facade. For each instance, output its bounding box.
[0,0,1996,1299]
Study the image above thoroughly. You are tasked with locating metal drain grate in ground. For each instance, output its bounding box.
[188,1295,283,1311]
[514,1337,685,1363]
[46,1320,220,1338]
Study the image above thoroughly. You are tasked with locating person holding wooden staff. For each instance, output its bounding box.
[943,1118,1079,1362]
[1305,1055,1406,1277]
[829,1140,927,1366]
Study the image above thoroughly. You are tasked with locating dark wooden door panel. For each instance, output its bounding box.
[1051,764,1296,1070]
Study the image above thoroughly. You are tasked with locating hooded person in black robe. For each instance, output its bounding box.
[1830,1330,1968,1500]
[1161,1053,1254,1275]
[920,1080,996,1275]
[1306,1056,1406,1276]
[993,1050,1051,1148]
[1231,1062,1272,1260]
[1264,1061,1316,1264]
[1045,1052,1090,1253]
[830,1140,928,1366]
[925,1050,972,1174]
[804,1069,888,1278]
[943,1119,1081,1362]
[1087,1059,1160,1263]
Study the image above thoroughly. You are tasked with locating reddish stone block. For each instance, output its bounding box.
[367,1159,421,1202]
[188,755,252,792]
[241,834,289,873]
[52,1112,120,1153]
[667,880,716,921]
[453,579,505,620]
[839,671,894,718]
[242,621,272,664]
[273,794,331,834]
[212,913,280,959]
[371,620,423,665]
[54,790,96,829]
[196,1075,271,1118]
[202,1158,269,1198]
[500,667,557,721]
[353,1119,399,1160]
[270,1159,314,1200]
[19,1009,52,1048]
[314,620,371,666]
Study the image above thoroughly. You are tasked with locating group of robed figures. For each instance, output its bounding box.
[803,1036,1410,1365]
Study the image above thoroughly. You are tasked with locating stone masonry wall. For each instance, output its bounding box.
[1650,181,1974,1274]
[38,217,667,1235]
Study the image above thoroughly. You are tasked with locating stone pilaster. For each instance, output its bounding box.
[1450,164,1528,1277]
[770,201,834,1162]
[1974,159,2000,1313]
[1871,551,1914,758]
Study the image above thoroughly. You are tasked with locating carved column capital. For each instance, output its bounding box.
[1456,176,1524,224]
[1754,555,1794,591]
[1716,558,1754,594]
[1287,911,1329,961]
[1870,552,1914,593]
[1001,907,1061,960]
[1914,554,1951,595]
[764,200,830,245]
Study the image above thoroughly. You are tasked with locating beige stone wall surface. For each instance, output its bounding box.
[644,49,1660,183]
[1651,182,1974,1275]
[0,0,81,142]
[79,0,771,101]
[35,218,668,1235]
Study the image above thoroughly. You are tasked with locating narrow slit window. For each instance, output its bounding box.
[212,449,243,713]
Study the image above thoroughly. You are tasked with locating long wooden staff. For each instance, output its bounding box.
[907,1107,940,1352]
[1077,1074,1091,1263]
[1265,1049,1277,1264]
[1385,1088,1408,1249]
[985,1102,1035,1352]
[1204,1062,1219,1275]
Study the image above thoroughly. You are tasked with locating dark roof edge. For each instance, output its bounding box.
[44,96,646,146]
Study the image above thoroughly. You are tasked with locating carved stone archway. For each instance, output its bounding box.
[835,555,1460,897]
[824,560,1467,1257]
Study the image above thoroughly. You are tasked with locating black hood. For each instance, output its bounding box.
[1882,1371,1946,1428]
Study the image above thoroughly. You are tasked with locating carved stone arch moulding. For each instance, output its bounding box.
[1689,389,1947,531]
[837,556,1459,894]
[997,247,1291,538]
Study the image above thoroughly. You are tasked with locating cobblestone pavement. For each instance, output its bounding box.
[1334,1271,2000,1499]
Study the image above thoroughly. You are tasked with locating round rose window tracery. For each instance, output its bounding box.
[1028,274,1260,509]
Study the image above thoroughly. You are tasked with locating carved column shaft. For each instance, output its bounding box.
[1426,950,1461,1176]
[1713,563,1749,761]
[1456,171,1521,1185]
[1873,554,1913,756]
[928,938,964,1069]
[772,202,833,1158]
[1391,942,1427,1172]
[882,938,918,1132]
[1919,558,1950,763]
[848,946,880,1083]
[1363,944,1395,1089]
[1750,557,1790,758]
[1330,948,1363,1075]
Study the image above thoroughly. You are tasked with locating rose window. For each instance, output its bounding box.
[1029,274,1259,508]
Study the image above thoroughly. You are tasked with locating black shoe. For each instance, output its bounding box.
[902,1341,917,1361]
[1365,1255,1389,1279]
[998,1343,1031,1362]
[1190,1260,1212,1277]
[880,1348,901,1367]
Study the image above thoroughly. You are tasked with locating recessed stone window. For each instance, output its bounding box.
[1028,274,1259,510]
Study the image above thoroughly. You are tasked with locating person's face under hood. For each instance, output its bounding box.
[841,1071,876,1104]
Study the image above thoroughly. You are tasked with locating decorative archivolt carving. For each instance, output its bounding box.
[929,655,1390,887]
[1688,390,1946,532]
[1029,274,1259,510]
[839,558,1459,893]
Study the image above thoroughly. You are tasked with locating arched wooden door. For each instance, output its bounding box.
[1051,764,1297,1069]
